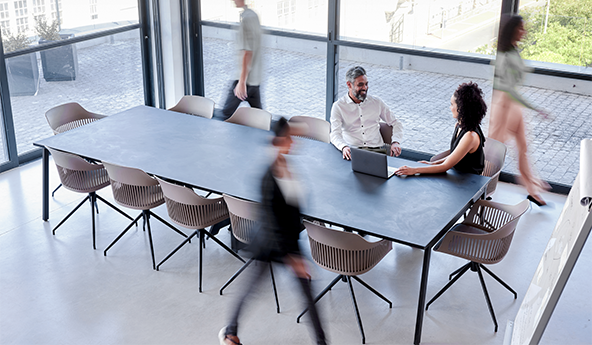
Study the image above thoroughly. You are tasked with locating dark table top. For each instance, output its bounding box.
[35,105,490,248]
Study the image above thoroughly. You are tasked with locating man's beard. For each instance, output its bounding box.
[354,89,367,101]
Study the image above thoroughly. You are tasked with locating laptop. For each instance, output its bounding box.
[351,147,397,179]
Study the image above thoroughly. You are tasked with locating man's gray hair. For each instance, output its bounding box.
[345,66,366,84]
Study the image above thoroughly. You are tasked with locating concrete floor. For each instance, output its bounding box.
[0,158,590,345]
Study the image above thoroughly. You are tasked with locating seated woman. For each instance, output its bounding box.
[396,82,487,176]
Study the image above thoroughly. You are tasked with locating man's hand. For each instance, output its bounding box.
[390,142,401,157]
[342,146,352,160]
[234,81,248,101]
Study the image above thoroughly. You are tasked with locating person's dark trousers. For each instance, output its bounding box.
[225,260,326,345]
[222,80,262,118]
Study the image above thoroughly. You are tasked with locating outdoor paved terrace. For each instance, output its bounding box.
[4,34,590,187]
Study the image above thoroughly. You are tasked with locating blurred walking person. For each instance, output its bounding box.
[219,118,327,345]
[222,0,263,119]
[489,14,550,206]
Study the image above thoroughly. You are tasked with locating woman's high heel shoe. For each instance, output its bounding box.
[527,194,547,207]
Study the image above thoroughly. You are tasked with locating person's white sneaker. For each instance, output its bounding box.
[218,327,227,345]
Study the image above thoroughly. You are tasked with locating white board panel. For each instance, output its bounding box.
[510,172,592,345]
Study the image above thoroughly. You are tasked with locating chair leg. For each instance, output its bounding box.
[52,183,62,197]
[476,264,498,332]
[269,263,280,313]
[199,230,203,292]
[480,264,517,298]
[202,229,245,263]
[426,262,471,310]
[156,230,199,271]
[104,213,143,256]
[346,276,366,344]
[149,211,187,238]
[52,195,90,234]
[449,265,465,281]
[95,194,135,222]
[90,193,97,250]
[144,211,157,270]
[297,275,343,323]
[351,276,392,308]
[220,258,255,295]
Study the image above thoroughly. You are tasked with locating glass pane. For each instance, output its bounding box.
[337,46,492,156]
[339,0,503,55]
[203,25,327,119]
[519,3,591,74]
[201,0,328,36]
[1,0,138,54]
[0,102,7,164]
[8,30,143,155]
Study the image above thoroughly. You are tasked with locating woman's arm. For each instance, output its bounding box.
[395,131,479,176]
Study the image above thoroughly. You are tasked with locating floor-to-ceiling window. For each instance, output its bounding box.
[0,0,144,172]
[198,0,591,189]
[201,0,327,119]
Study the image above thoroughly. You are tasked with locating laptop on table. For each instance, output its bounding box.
[351,147,397,179]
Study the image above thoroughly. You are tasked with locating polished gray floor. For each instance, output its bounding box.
[1,158,590,345]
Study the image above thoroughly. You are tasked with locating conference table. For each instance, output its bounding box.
[34,105,490,344]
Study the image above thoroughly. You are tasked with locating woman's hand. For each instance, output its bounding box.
[395,165,418,176]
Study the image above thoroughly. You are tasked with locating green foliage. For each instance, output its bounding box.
[1,30,32,53]
[35,17,62,41]
[550,0,592,18]
[520,0,591,67]
[473,41,497,56]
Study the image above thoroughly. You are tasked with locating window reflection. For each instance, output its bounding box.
[201,0,328,36]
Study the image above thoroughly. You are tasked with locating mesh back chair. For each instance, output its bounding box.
[482,138,506,199]
[379,122,393,145]
[219,194,281,313]
[168,95,215,119]
[45,102,106,197]
[225,107,271,131]
[298,220,393,344]
[46,147,134,249]
[45,102,106,135]
[426,199,530,332]
[154,177,245,292]
[102,162,188,270]
[289,116,330,143]
[430,138,507,199]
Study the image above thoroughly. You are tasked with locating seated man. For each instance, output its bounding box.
[330,66,403,160]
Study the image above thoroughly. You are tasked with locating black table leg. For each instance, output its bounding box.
[42,147,49,221]
[414,247,432,345]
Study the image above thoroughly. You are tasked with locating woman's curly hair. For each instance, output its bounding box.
[454,82,487,132]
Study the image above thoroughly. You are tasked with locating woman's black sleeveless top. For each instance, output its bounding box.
[451,124,485,175]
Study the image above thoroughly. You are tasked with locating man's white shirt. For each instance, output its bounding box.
[330,94,403,151]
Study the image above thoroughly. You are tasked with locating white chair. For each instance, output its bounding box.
[45,102,107,197]
[289,115,330,143]
[102,162,188,270]
[482,138,507,199]
[298,220,393,344]
[426,199,529,332]
[219,194,281,313]
[46,147,133,250]
[168,95,215,119]
[155,177,245,292]
[45,102,106,135]
[379,122,393,145]
[225,107,271,131]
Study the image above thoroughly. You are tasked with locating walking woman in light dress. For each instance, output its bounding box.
[489,14,550,206]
